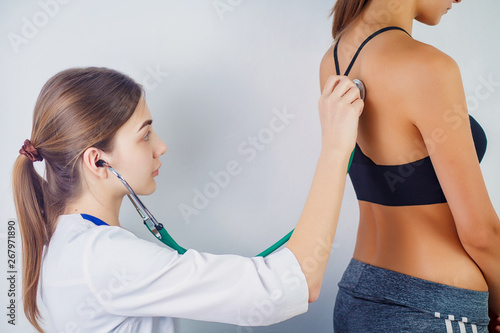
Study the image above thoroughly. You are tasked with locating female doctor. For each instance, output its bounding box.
[13,67,363,332]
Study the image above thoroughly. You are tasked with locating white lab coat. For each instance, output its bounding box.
[40,214,309,332]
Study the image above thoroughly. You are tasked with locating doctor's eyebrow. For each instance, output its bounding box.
[138,119,153,132]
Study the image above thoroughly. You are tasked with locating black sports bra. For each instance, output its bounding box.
[334,26,488,206]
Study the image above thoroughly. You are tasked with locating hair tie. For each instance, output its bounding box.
[19,139,43,162]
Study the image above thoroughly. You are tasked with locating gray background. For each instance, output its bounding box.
[1,0,499,332]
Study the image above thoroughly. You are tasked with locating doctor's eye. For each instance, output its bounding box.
[143,130,151,141]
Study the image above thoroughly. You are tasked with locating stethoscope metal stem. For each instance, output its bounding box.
[105,164,164,240]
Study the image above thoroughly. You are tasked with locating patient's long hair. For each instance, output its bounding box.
[12,67,142,332]
[331,0,371,39]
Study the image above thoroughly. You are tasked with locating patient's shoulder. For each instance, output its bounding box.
[368,38,458,81]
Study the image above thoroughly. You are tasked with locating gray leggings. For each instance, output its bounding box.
[334,259,489,332]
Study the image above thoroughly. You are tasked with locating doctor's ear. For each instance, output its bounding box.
[81,147,108,177]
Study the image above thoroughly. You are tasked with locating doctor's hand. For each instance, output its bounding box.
[318,75,364,154]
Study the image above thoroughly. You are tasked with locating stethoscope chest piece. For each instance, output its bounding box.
[353,79,366,101]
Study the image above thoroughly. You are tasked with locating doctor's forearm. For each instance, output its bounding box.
[286,148,350,303]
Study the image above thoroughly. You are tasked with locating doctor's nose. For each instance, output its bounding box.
[155,140,167,158]
[152,132,168,158]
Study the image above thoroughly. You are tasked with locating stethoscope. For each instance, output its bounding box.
[96,79,365,257]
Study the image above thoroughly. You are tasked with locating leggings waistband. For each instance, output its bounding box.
[338,259,489,325]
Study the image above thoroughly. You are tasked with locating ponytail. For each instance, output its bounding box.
[12,156,48,332]
[331,0,371,39]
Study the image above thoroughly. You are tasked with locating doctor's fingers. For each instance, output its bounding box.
[321,75,356,99]
[319,84,362,120]
[339,85,362,105]
[321,75,343,97]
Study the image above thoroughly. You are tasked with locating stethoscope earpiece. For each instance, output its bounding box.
[96,160,107,168]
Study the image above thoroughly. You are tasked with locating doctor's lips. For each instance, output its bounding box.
[153,164,161,176]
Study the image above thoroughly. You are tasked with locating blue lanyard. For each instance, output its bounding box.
[81,214,109,226]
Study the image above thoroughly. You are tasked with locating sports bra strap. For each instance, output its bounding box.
[334,26,412,76]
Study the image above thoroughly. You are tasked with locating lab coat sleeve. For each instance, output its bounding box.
[83,225,309,326]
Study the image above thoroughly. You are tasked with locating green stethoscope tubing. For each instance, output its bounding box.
[145,149,354,257]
